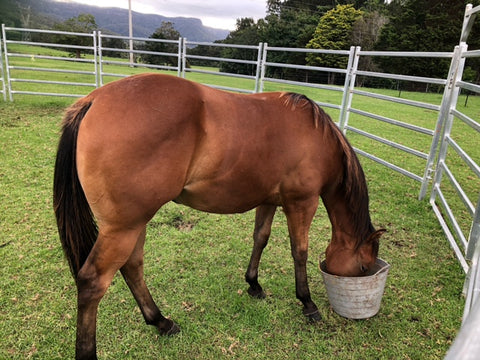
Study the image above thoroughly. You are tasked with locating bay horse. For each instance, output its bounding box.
[53,73,384,359]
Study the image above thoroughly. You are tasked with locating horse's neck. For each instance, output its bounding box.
[322,190,355,239]
[324,188,374,256]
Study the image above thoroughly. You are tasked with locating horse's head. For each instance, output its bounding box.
[325,229,385,277]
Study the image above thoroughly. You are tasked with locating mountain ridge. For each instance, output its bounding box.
[1,0,230,42]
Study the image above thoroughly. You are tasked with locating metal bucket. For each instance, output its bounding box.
[319,258,390,319]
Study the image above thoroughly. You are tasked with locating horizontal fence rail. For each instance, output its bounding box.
[98,32,182,86]
[182,40,263,93]
[1,8,479,356]
[1,25,98,100]
[431,2,480,324]
[435,4,480,359]
[346,48,455,200]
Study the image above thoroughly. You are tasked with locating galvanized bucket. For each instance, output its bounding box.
[319,258,390,319]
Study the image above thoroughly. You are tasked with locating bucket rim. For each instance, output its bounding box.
[320,258,390,278]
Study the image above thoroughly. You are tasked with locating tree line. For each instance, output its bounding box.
[3,0,479,90]
[213,0,480,89]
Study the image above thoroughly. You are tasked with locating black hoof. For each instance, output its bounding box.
[158,320,180,336]
[165,322,180,335]
[304,310,321,322]
[247,287,266,299]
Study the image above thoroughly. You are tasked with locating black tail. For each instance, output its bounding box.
[53,99,97,280]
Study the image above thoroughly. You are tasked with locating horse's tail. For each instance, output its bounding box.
[53,98,97,281]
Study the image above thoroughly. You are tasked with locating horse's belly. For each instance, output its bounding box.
[173,180,280,214]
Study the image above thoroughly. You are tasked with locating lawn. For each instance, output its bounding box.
[0,44,478,359]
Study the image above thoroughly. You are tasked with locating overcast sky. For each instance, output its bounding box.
[60,0,267,30]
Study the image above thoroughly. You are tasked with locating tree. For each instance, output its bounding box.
[374,0,480,89]
[143,22,181,67]
[220,18,262,76]
[53,14,97,58]
[306,4,364,84]
[351,10,388,86]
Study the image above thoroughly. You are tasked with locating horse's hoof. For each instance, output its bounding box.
[304,310,321,323]
[165,322,180,335]
[158,320,180,336]
[247,287,266,299]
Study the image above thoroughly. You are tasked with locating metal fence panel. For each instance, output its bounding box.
[345,48,454,200]
[433,4,480,358]
[98,32,182,86]
[430,3,480,314]
[1,25,98,100]
[182,40,263,94]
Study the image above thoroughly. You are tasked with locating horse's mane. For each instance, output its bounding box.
[283,93,377,253]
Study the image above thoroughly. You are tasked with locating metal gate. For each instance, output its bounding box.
[97,31,182,86]
[259,44,453,201]
[182,40,263,93]
[431,3,480,320]
[1,25,99,100]
[441,4,480,359]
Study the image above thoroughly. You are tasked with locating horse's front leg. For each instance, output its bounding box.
[245,205,276,298]
[283,198,321,322]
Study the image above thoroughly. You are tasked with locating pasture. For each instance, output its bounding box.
[1,51,478,358]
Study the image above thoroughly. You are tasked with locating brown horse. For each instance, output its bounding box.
[53,73,384,359]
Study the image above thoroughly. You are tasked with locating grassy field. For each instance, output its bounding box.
[1,45,479,359]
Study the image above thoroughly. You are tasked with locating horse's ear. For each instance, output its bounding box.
[368,229,386,243]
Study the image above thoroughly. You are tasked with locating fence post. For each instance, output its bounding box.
[181,37,187,78]
[177,37,183,78]
[460,4,476,43]
[428,44,468,271]
[419,45,464,200]
[254,42,264,93]
[258,42,268,93]
[93,30,99,88]
[0,27,6,101]
[1,24,13,101]
[97,31,104,87]
[338,46,359,132]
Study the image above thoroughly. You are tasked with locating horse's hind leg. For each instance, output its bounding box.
[120,226,179,335]
[245,205,276,299]
[76,227,143,360]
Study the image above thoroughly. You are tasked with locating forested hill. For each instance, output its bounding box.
[0,0,230,42]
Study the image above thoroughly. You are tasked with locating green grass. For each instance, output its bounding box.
[0,100,467,359]
[0,44,478,359]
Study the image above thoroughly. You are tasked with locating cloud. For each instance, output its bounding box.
[126,0,266,30]
[64,0,266,30]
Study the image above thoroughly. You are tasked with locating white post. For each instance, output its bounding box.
[128,0,134,66]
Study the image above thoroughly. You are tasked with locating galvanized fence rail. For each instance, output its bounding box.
[1,25,98,100]
[98,32,182,86]
[346,48,454,200]
[182,40,263,93]
[431,3,480,322]
[260,44,355,115]
[259,44,454,201]
[436,4,480,359]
